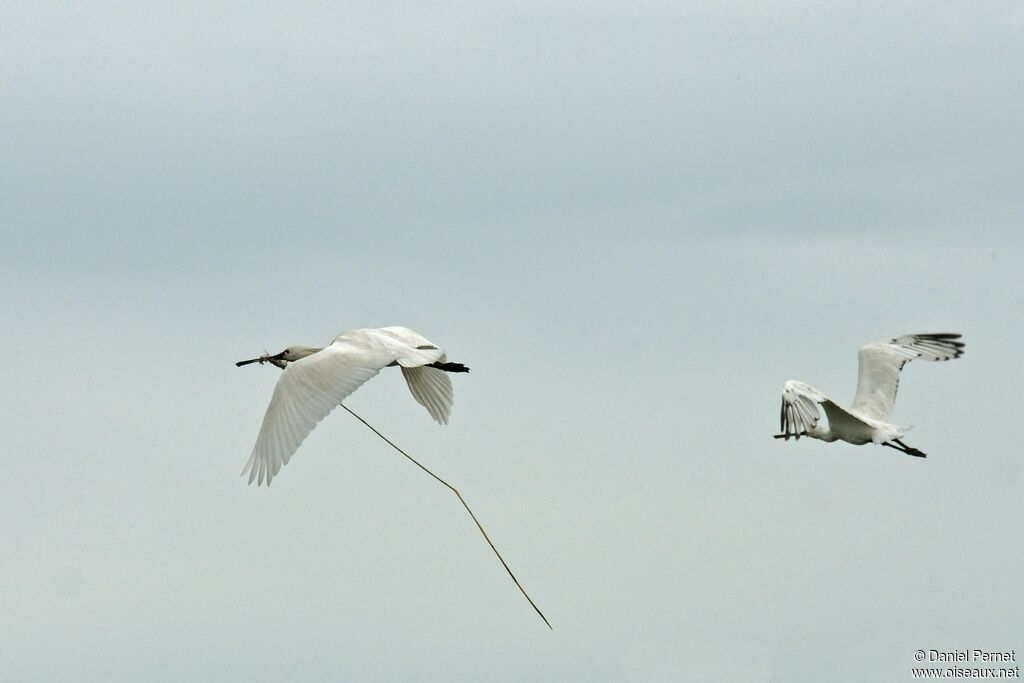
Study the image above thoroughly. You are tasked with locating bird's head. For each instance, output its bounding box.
[236,345,323,368]
[269,345,323,365]
[274,346,318,362]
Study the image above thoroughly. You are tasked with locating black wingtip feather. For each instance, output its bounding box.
[898,333,966,360]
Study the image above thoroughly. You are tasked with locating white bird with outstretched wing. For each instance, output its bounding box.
[235,327,552,629]
[237,326,469,485]
[775,333,964,458]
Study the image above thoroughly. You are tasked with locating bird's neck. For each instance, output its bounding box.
[292,346,323,360]
[808,425,838,442]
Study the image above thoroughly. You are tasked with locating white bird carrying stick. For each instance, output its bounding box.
[236,326,551,629]
[774,333,964,458]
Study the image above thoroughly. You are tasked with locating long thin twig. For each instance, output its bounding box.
[341,404,552,630]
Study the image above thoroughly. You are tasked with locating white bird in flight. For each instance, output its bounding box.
[236,325,551,628]
[236,326,468,486]
[774,333,964,458]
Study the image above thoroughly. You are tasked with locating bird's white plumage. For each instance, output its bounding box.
[377,325,456,424]
[777,333,963,452]
[401,366,454,424]
[780,380,828,439]
[241,327,454,485]
[850,333,964,421]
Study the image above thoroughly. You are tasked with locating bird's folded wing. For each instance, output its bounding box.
[342,327,447,368]
[373,326,438,350]
[850,333,963,421]
[401,365,454,424]
[780,380,827,440]
[242,341,394,486]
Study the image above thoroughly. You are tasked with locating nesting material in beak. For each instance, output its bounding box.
[236,352,288,369]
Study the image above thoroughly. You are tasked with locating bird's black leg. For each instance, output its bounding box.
[893,438,927,458]
[883,440,927,458]
[428,361,470,373]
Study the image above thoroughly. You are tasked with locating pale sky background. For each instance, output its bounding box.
[2,2,1023,681]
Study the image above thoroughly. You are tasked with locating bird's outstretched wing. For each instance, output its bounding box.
[779,380,829,440]
[374,326,457,423]
[401,366,454,424]
[850,333,964,421]
[241,339,392,486]
[242,328,449,486]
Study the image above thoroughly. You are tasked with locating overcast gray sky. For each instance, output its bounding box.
[2,2,1022,681]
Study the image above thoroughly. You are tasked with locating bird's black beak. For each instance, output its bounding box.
[236,350,287,367]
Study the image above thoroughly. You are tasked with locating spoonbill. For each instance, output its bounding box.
[236,326,468,486]
[237,325,551,629]
[774,333,964,458]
